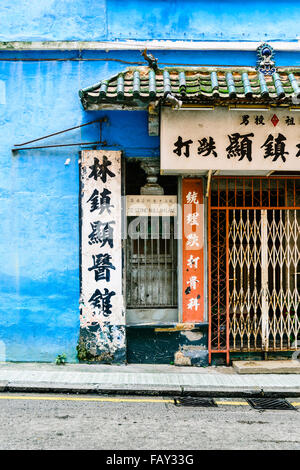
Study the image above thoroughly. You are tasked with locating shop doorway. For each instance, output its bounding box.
[125,159,178,324]
[208,177,300,363]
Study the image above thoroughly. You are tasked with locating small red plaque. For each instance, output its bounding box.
[271,114,279,127]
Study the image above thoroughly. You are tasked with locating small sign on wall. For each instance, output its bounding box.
[182,178,204,322]
[126,195,177,216]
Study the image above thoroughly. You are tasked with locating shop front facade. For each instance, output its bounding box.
[79,46,300,365]
[1,1,300,365]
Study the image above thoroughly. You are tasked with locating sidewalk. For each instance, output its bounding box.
[1,362,300,397]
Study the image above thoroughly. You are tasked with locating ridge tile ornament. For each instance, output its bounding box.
[256,43,276,75]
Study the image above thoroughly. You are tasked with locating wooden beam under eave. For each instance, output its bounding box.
[82,102,149,111]
[148,103,159,136]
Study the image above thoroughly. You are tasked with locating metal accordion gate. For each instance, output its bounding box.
[208,177,300,364]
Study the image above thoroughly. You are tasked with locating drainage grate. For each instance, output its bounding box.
[247,398,296,411]
[174,397,217,407]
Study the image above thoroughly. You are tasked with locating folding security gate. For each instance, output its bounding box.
[208,177,300,364]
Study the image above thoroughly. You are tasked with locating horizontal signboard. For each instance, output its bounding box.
[161,107,300,173]
[126,195,177,216]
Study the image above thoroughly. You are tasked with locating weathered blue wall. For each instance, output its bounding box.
[0,0,300,362]
[0,0,300,42]
[0,56,160,362]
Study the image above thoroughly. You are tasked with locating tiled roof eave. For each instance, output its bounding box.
[79,65,300,110]
[81,95,294,110]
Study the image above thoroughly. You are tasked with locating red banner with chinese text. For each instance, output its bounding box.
[182,178,204,322]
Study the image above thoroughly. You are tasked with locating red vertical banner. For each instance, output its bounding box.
[182,178,204,323]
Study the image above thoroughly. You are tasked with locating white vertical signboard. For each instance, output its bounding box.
[80,150,125,361]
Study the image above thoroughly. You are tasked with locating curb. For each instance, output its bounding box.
[1,381,300,398]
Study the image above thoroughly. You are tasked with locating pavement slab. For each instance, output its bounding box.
[0,362,300,396]
[233,360,300,374]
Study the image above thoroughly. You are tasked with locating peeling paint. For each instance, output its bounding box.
[181,330,203,342]
[154,323,195,332]
[78,324,126,363]
[182,344,206,351]
[127,326,208,365]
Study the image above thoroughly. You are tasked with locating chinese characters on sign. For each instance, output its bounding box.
[182,179,204,322]
[161,108,300,173]
[173,131,292,163]
[81,151,123,327]
[126,195,177,216]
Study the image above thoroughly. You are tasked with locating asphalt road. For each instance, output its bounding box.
[0,393,299,450]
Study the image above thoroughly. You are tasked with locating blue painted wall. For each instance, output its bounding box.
[0,0,300,42]
[0,57,160,362]
[0,1,299,361]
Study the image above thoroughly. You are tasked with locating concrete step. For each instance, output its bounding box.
[233,360,300,374]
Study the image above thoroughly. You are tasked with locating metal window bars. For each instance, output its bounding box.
[126,216,178,308]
